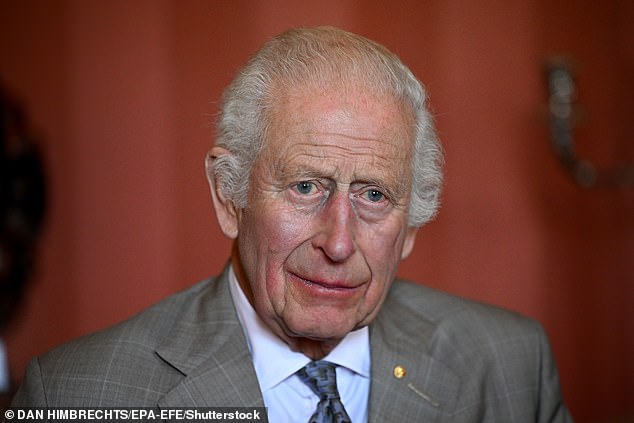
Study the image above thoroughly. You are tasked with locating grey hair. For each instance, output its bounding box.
[212,26,443,227]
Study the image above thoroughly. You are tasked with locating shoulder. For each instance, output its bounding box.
[46,276,217,359]
[380,280,549,380]
[13,276,221,406]
[383,279,542,338]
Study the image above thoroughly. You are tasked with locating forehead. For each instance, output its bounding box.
[261,83,415,174]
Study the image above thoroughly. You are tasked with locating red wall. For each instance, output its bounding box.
[1,1,632,421]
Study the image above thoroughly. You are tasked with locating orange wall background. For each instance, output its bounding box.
[1,1,632,422]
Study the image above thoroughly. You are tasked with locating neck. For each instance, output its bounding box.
[287,336,340,360]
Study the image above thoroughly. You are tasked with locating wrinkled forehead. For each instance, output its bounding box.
[265,78,416,147]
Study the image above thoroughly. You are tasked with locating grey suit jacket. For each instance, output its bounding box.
[12,266,572,422]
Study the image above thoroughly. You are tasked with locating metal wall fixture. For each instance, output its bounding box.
[545,58,633,188]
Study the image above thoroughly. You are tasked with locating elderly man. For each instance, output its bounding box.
[12,27,572,422]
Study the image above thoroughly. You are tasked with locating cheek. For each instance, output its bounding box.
[242,205,314,291]
[259,207,314,258]
[362,220,409,269]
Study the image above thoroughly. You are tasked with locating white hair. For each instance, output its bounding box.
[212,26,443,227]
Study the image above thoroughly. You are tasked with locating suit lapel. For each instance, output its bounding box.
[368,288,460,423]
[152,268,460,417]
[155,265,264,407]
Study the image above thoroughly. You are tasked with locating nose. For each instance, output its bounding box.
[313,191,356,262]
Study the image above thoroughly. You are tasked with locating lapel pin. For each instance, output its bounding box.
[393,365,406,379]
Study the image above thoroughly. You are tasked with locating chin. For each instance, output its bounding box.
[284,316,359,342]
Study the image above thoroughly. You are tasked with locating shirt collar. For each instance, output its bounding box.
[227,265,370,391]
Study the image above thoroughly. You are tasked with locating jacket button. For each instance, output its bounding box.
[393,365,406,379]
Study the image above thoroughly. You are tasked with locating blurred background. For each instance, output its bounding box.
[0,0,632,421]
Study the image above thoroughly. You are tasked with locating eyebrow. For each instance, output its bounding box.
[273,162,329,181]
[272,160,410,202]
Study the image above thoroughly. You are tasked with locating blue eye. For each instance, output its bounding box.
[295,181,316,195]
[366,189,384,202]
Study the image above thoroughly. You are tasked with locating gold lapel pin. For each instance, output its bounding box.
[393,365,406,379]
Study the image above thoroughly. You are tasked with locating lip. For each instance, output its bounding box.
[289,271,363,293]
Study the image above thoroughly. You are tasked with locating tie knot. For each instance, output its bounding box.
[297,361,340,400]
[296,361,351,423]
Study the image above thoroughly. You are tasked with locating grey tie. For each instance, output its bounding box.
[297,361,352,423]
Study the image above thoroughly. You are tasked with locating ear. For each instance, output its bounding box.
[205,146,240,239]
[400,226,418,259]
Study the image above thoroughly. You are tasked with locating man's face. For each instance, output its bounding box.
[233,83,418,347]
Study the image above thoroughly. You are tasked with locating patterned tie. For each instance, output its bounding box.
[297,361,352,423]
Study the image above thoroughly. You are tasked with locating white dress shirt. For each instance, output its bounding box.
[228,267,370,423]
